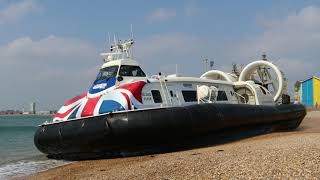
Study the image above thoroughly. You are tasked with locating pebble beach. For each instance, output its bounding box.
[23,111,320,180]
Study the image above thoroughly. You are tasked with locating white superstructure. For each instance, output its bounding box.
[96,38,285,107]
[53,37,288,122]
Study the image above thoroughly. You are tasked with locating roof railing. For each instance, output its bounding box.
[100,38,134,62]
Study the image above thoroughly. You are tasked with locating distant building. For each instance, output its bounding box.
[36,111,56,115]
[0,110,22,115]
[30,102,36,114]
[300,76,320,107]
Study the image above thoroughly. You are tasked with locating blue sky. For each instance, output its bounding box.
[1,0,320,110]
[1,1,316,44]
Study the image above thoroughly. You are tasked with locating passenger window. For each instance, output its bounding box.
[119,65,146,77]
[217,91,228,101]
[95,66,119,81]
[151,90,162,103]
[182,91,197,102]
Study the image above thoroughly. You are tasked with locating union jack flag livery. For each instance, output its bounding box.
[53,80,146,122]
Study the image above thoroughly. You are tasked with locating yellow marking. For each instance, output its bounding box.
[313,77,320,107]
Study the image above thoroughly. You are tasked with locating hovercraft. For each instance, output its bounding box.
[34,38,306,159]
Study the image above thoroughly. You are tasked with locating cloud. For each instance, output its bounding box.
[147,2,203,23]
[239,6,320,66]
[147,8,176,22]
[3,5,319,110]
[184,1,202,17]
[0,0,41,24]
[234,6,320,94]
[244,6,320,55]
[260,6,320,29]
[141,5,320,96]
[134,32,218,76]
[0,36,99,110]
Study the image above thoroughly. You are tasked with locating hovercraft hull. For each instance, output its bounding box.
[34,103,306,159]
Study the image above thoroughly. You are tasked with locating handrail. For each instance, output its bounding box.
[176,90,181,106]
[159,76,168,107]
[163,79,173,105]
[234,91,247,104]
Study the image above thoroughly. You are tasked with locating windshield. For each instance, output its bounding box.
[119,65,146,77]
[95,66,119,81]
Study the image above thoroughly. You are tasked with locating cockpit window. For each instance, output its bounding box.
[119,65,146,77]
[95,66,119,81]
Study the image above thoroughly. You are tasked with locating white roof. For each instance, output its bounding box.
[149,76,235,85]
[100,59,140,69]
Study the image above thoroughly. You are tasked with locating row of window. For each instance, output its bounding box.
[150,90,229,103]
[95,65,146,81]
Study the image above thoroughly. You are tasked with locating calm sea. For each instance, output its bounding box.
[0,115,69,179]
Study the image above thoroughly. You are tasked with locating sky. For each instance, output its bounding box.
[1,0,320,111]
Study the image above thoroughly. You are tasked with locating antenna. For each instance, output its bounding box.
[108,32,111,49]
[175,64,178,75]
[130,24,134,58]
[203,57,208,72]
[101,29,136,62]
[113,34,117,46]
[130,24,134,39]
[210,60,214,70]
[232,63,240,76]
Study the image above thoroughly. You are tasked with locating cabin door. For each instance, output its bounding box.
[168,88,181,106]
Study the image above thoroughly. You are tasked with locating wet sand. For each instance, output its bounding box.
[23,111,320,179]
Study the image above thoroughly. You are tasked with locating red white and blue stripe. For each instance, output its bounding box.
[53,80,146,122]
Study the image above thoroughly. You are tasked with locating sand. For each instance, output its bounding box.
[23,111,320,180]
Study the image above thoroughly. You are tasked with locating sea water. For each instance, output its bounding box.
[0,115,69,179]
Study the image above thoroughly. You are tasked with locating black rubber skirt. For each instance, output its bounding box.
[34,103,306,158]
